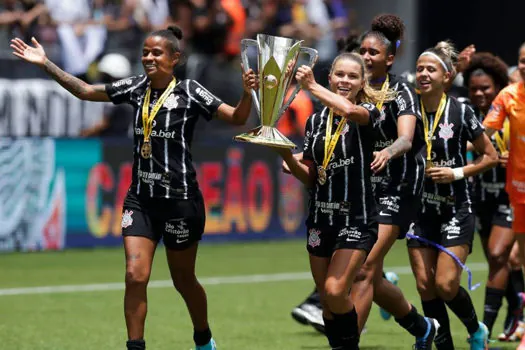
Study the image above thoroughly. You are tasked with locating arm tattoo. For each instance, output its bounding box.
[385,135,412,159]
[43,59,88,97]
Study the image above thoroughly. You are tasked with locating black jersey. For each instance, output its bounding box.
[303,103,380,227]
[472,108,508,204]
[419,96,485,212]
[106,75,223,199]
[372,74,426,196]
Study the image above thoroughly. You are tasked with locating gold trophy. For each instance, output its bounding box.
[234,34,318,148]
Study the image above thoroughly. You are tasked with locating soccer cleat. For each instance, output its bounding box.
[292,302,324,331]
[468,322,489,350]
[380,271,399,320]
[195,338,216,350]
[413,317,440,349]
[498,321,525,342]
[502,293,525,341]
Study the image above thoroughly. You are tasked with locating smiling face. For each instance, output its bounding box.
[416,54,451,96]
[141,35,180,80]
[328,56,365,102]
[468,73,498,113]
[359,35,393,81]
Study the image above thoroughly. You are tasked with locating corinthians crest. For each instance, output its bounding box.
[163,94,180,110]
[438,122,454,140]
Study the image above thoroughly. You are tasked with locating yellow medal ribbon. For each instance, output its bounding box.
[494,119,510,156]
[141,77,177,158]
[322,109,347,170]
[375,75,390,112]
[421,93,447,167]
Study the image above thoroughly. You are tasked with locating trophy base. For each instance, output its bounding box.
[234,126,296,149]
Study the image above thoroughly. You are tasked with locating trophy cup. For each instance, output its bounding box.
[234,34,318,148]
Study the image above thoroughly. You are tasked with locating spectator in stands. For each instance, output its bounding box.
[44,0,107,79]
[80,53,134,137]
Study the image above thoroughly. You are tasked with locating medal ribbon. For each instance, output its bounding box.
[421,94,447,161]
[494,119,510,154]
[375,75,390,112]
[142,77,177,143]
[322,109,347,170]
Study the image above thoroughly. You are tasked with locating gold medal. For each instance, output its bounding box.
[425,160,434,169]
[501,150,509,158]
[318,166,327,185]
[141,141,152,159]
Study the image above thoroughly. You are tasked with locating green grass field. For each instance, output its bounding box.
[0,237,519,349]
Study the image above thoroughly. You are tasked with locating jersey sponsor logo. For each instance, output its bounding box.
[338,226,362,242]
[121,209,134,228]
[195,87,214,106]
[379,196,400,213]
[163,94,180,110]
[138,170,162,184]
[423,192,454,206]
[433,158,457,167]
[165,220,190,238]
[135,128,177,139]
[308,228,321,247]
[361,102,375,112]
[112,79,133,87]
[469,117,479,130]
[442,217,460,239]
[327,156,355,170]
[438,122,454,140]
[375,139,394,149]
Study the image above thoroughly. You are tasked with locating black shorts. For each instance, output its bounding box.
[121,191,206,250]
[406,204,475,252]
[376,193,421,239]
[306,219,378,258]
[475,200,513,238]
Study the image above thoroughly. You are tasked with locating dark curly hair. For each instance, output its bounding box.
[463,52,509,90]
[363,14,405,55]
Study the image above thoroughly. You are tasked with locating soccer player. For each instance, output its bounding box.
[463,52,525,340]
[482,41,525,350]
[407,41,498,350]
[276,51,437,350]
[10,26,257,350]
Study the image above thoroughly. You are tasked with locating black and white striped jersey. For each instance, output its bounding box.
[419,96,485,212]
[372,74,426,197]
[303,103,379,227]
[472,108,508,204]
[106,75,223,199]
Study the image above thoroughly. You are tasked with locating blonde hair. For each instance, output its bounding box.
[330,52,397,105]
[421,40,458,74]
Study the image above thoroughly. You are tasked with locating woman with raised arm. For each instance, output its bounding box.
[11,26,257,350]
[407,41,498,350]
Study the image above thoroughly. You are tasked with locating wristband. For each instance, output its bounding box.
[452,167,464,180]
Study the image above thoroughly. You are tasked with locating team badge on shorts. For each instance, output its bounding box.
[121,210,134,228]
[438,122,454,140]
[308,228,321,247]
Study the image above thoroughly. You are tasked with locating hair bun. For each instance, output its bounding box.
[434,40,458,62]
[371,14,404,43]
[167,25,183,40]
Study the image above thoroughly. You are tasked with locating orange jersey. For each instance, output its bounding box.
[483,82,525,204]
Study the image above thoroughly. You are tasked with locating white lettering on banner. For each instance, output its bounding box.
[512,180,525,193]
[0,79,104,136]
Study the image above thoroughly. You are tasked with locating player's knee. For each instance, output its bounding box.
[415,277,436,299]
[125,266,150,287]
[435,276,459,301]
[487,250,508,270]
[324,279,348,311]
[171,269,198,293]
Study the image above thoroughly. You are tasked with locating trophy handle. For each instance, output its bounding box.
[241,39,260,114]
[277,47,319,117]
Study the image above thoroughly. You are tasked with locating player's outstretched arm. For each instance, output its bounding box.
[11,37,110,102]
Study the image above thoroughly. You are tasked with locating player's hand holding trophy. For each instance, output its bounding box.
[234,34,318,149]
